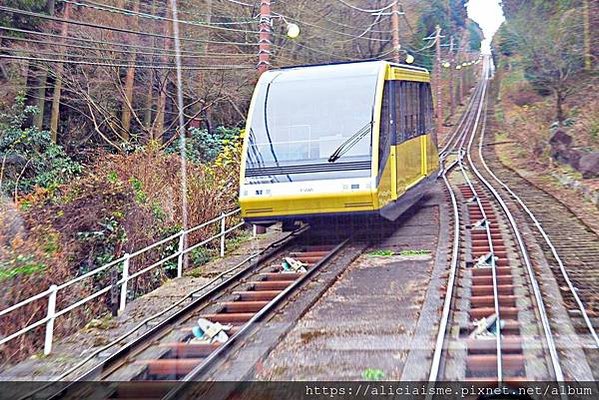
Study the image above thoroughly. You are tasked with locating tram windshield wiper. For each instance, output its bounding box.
[327,121,373,163]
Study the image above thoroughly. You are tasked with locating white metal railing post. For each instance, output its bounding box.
[220,213,226,257]
[253,224,257,238]
[43,285,58,355]
[177,231,186,278]
[119,253,131,313]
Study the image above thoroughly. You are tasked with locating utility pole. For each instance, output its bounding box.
[449,35,455,117]
[583,0,592,71]
[391,1,401,63]
[435,25,443,140]
[257,0,271,75]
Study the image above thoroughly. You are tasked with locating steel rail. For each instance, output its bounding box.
[477,84,599,349]
[439,80,485,160]
[161,237,352,400]
[428,73,490,385]
[465,62,565,383]
[426,165,461,383]
[455,67,503,381]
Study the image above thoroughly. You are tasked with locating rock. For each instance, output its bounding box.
[549,129,573,147]
[549,130,574,165]
[93,336,109,346]
[578,153,599,179]
[566,149,583,171]
[84,317,115,330]
[550,146,569,165]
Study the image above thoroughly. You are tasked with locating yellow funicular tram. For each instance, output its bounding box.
[239,60,439,229]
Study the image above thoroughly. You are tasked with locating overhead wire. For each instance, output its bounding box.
[135,0,256,24]
[219,0,257,7]
[0,34,255,60]
[0,1,422,73]
[333,0,397,14]
[270,39,355,61]
[0,6,259,47]
[267,1,404,62]
[278,1,394,35]
[58,0,260,34]
[271,11,391,42]
[331,12,388,44]
[0,26,250,58]
[0,54,255,70]
[0,3,400,64]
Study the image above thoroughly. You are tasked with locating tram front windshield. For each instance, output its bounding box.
[245,62,381,181]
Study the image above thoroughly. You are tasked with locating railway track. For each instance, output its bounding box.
[482,94,599,340]
[429,57,597,387]
[36,227,361,399]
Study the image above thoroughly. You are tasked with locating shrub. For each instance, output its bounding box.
[0,94,82,198]
[166,126,241,163]
[0,135,243,365]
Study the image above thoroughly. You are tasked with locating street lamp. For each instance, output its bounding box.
[286,22,300,39]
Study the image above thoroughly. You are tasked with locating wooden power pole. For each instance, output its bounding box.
[391,1,401,63]
[257,0,271,75]
[435,25,443,139]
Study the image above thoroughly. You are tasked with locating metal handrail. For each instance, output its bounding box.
[0,208,244,355]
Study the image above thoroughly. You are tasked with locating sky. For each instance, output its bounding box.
[466,0,506,53]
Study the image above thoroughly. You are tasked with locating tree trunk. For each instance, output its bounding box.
[195,0,212,132]
[153,2,172,142]
[145,70,154,139]
[120,0,141,141]
[31,0,55,130]
[143,0,156,140]
[33,66,48,129]
[583,0,592,71]
[49,2,71,142]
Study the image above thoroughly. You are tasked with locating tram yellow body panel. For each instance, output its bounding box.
[242,191,375,218]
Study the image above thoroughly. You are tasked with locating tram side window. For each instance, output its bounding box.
[395,81,433,143]
[420,83,433,134]
[396,81,414,142]
[426,84,435,133]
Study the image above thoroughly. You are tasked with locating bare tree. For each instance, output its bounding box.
[505,7,585,123]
